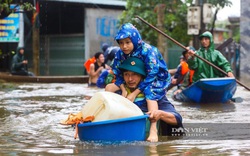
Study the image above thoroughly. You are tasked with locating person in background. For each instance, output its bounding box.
[187,31,234,82]
[83,43,111,75]
[101,43,110,53]
[88,52,110,87]
[172,49,195,102]
[117,57,183,141]
[86,43,116,86]
[104,46,120,66]
[105,23,171,142]
[168,48,195,91]
[11,47,34,76]
[167,55,185,91]
[102,43,120,66]
[96,44,119,88]
[96,69,115,88]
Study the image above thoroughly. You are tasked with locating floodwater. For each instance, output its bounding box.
[0,82,250,156]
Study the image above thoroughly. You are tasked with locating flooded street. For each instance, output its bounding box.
[0,82,250,155]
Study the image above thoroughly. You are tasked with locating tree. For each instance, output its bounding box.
[119,0,192,47]
[118,0,233,48]
[208,0,232,9]
[0,0,34,19]
[191,0,232,49]
[207,0,233,34]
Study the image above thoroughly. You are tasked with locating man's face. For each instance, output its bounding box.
[200,37,210,49]
[118,38,134,55]
[123,71,142,89]
[19,49,24,55]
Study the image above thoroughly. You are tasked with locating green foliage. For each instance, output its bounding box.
[207,0,232,8]
[0,0,34,19]
[118,0,234,47]
[119,0,192,47]
[20,2,34,11]
[232,27,240,43]
[223,31,229,40]
[0,0,12,18]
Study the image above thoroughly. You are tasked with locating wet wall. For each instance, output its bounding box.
[240,0,250,85]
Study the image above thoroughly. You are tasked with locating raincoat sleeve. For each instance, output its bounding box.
[187,53,199,70]
[12,55,23,70]
[112,50,125,87]
[137,47,160,92]
[215,50,233,73]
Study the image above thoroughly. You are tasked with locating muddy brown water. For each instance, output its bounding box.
[0,83,250,155]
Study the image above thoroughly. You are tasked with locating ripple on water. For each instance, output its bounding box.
[0,83,250,155]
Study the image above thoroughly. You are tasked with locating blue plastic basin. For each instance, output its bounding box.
[78,115,148,142]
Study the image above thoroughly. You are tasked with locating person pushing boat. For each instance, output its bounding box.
[107,57,184,142]
[105,23,172,142]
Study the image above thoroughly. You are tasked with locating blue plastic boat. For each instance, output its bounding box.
[77,115,148,142]
[182,77,237,103]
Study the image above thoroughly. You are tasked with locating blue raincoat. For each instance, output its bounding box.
[112,23,171,100]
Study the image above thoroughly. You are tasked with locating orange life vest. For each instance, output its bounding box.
[84,57,96,73]
[180,61,194,85]
[189,69,194,84]
[180,61,189,75]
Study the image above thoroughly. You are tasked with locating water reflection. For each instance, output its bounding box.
[74,142,147,155]
[0,83,250,155]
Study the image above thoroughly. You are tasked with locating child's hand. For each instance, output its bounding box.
[126,92,136,102]
[121,89,128,98]
[98,66,104,72]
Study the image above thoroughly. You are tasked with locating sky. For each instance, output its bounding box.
[216,0,240,21]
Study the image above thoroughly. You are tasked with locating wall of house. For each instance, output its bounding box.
[84,8,122,59]
[213,31,225,44]
[240,0,250,85]
[37,1,85,76]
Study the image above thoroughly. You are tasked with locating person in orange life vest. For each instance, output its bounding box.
[83,43,110,75]
[180,49,195,86]
[84,56,96,75]
[167,55,185,91]
[167,47,195,91]
[88,52,110,87]
[172,49,195,102]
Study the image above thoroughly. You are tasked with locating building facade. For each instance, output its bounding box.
[240,0,250,85]
[38,0,125,75]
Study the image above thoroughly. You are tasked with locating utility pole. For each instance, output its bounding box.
[193,0,205,49]
[32,0,40,75]
[18,8,24,48]
[188,0,211,49]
